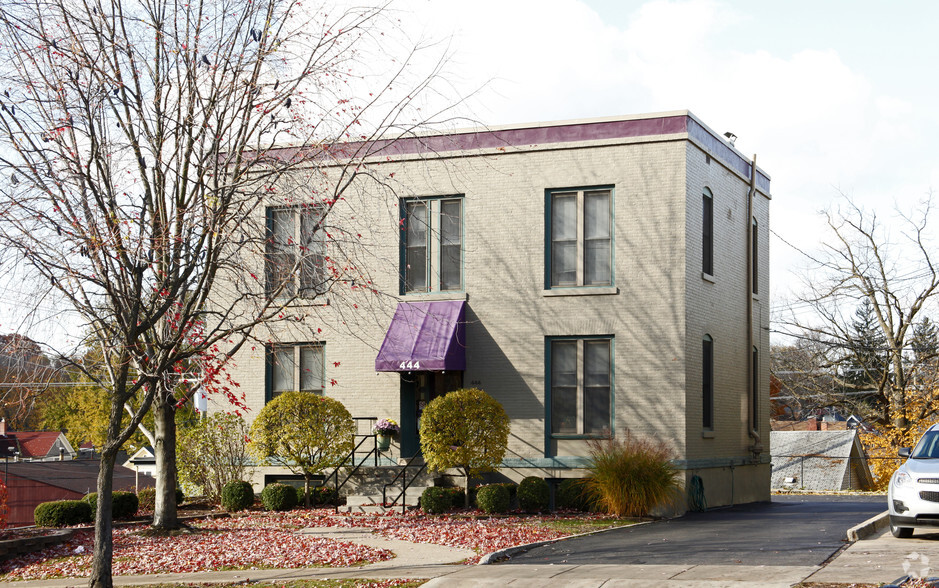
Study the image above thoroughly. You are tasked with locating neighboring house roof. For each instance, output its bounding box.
[5,460,151,495]
[771,430,874,491]
[14,431,74,459]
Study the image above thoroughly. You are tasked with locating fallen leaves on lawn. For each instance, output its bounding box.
[0,514,393,581]
[0,508,620,579]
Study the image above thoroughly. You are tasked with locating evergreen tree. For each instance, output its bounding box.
[844,299,888,389]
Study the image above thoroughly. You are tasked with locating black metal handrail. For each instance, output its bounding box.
[382,453,427,513]
[323,417,379,509]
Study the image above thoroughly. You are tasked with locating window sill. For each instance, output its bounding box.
[702,272,715,283]
[551,434,614,440]
[402,291,468,301]
[543,286,618,297]
[702,430,715,439]
[752,293,761,301]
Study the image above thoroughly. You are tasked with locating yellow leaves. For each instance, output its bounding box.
[419,388,510,477]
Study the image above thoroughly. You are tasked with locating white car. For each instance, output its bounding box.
[889,423,939,538]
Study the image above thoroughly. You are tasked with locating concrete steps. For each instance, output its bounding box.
[338,463,433,513]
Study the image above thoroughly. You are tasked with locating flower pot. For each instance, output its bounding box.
[376,433,392,452]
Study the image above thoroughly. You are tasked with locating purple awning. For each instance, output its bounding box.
[375,301,466,372]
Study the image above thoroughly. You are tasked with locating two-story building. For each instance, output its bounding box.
[216,110,772,509]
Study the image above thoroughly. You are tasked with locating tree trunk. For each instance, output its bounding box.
[152,394,178,529]
[463,467,471,509]
[304,475,311,508]
[88,448,117,588]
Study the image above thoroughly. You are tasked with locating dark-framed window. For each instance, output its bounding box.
[752,346,759,430]
[265,206,326,298]
[751,217,759,295]
[547,336,613,437]
[703,335,714,430]
[401,196,463,293]
[702,187,713,275]
[265,343,325,402]
[546,187,613,288]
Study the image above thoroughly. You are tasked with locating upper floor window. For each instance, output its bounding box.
[548,336,613,437]
[702,188,713,276]
[266,343,325,402]
[751,217,759,295]
[402,197,463,293]
[266,206,326,298]
[547,187,613,288]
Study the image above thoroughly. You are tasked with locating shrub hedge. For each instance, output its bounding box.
[421,487,454,514]
[476,484,510,514]
[82,491,139,519]
[34,500,93,527]
[518,476,550,512]
[220,480,255,511]
[556,478,593,511]
[261,483,297,511]
[136,487,184,511]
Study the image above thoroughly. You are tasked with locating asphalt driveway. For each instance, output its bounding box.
[505,494,886,567]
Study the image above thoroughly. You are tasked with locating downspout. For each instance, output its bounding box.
[746,154,763,456]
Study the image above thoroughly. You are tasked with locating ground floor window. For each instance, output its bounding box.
[266,343,325,402]
[547,336,613,437]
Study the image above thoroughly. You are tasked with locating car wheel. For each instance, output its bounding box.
[891,524,914,539]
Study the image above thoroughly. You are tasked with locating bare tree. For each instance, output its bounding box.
[0,0,456,584]
[777,195,939,429]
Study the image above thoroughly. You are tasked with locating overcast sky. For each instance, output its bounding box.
[397,0,939,328]
[5,0,937,346]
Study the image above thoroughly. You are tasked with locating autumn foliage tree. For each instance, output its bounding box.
[0,0,455,584]
[249,392,354,507]
[419,388,510,508]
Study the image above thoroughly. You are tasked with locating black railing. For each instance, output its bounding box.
[382,453,427,513]
[324,417,380,508]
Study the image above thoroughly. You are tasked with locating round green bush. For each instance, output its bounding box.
[518,476,550,512]
[261,483,298,511]
[476,484,510,514]
[421,487,454,514]
[556,478,593,511]
[34,500,93,527]
[82,491,139,519]
[137,487,156,510]
[312,485,338,506]
[136,487,184,511]
[220,480,255,511]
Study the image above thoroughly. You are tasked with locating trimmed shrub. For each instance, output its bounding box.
[136,487,183,511]
[311,485,338,506]
[583,431,681,517]
[476,484,510,514]
[421,487,454,514]
[137,487,156,511]
[261,483,297,511]
[82,491,139,520]
[518,477,549,512]
[34,500,93,527]
[220,480,255,512]
[556,478,593,511]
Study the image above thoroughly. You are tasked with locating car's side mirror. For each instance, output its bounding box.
[899,447,912,458]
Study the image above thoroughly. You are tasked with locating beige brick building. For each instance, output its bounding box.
[217,110,772,509]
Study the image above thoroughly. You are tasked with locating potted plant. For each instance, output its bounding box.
[373,418,400,451]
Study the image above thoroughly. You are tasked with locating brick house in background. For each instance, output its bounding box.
[213,110,772,510]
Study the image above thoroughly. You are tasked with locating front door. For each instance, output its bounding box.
[399,371,463,457]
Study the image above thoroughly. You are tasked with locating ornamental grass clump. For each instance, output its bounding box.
[583,430,681,517]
